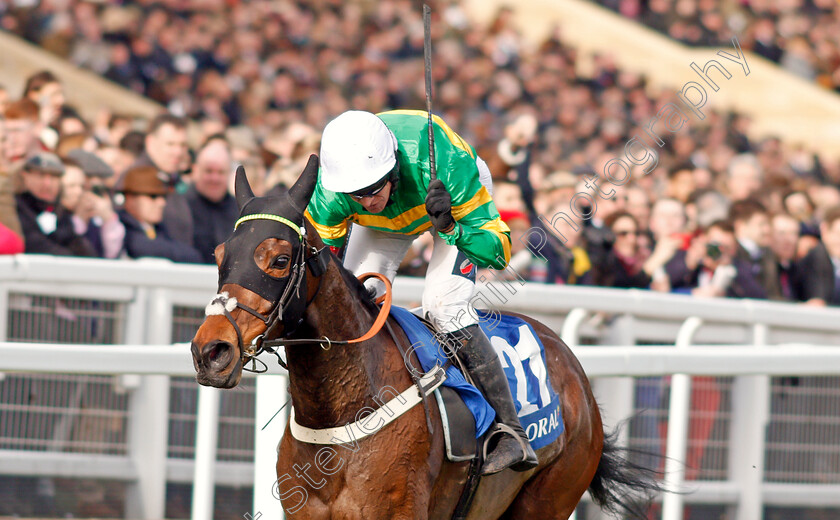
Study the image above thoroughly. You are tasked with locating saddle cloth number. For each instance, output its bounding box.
[489,324,553,417]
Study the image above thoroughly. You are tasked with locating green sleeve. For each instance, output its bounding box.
[305,176,353,248]
[434,128,511,269]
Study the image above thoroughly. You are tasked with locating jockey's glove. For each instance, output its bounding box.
[425,179,456,234]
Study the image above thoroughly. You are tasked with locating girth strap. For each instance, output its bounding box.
[289,365,447,444]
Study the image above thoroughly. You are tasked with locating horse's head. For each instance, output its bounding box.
[191,154,325,388]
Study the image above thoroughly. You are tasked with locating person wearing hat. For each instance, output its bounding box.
[61,149,125,259]
[15,152,96,256]
[307,110,537,476]
[126,114,194,247]
[117,164,201,263]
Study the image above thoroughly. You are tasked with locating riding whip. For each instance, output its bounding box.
[423,4,437,181]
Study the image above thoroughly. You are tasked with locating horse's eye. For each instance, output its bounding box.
[272,255,290,270]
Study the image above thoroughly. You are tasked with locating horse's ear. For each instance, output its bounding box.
[234,164,255,210]
[288,154,320,212]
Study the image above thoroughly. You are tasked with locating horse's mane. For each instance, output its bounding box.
[334,257,380,314]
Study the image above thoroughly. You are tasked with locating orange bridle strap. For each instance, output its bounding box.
[346,272,393,344]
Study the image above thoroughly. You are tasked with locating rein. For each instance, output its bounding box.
[262,272,393,349]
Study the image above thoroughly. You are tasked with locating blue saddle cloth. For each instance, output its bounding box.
[388,306,564,450]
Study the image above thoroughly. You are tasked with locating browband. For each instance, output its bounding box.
[234,213,305,237]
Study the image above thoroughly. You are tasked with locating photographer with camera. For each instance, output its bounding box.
[664,220,766,299]
[60,149,125,259]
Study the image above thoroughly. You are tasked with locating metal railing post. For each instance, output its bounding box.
[561,307,588,347]
[587,314,637,520]
[593,314,637,446]
[254,374,289,520]
[728,323,770,520]
[662,316,703,520]
[191,385,221,520]
[125,373,170,519]
[125,288,171,519]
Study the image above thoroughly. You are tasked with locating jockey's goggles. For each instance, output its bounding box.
[348,171,391,199]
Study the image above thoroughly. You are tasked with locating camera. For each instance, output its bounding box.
[90,185,109,197]
[706,242,722,260]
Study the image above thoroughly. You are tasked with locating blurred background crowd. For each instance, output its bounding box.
[598,0,840,89]
[1,0,840,307]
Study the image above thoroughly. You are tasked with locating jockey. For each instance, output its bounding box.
[306,110,538,475]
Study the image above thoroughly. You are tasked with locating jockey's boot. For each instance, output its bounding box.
[445,324,538,475]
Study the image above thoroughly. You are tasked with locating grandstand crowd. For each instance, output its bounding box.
[597,0,840,90]
[1,0,840,306]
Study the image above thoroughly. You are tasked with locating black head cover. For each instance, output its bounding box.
[218,155,320,301]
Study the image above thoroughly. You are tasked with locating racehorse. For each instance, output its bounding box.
[191,155,660,519]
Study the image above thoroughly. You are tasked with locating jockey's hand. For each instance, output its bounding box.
[425,179,455,233]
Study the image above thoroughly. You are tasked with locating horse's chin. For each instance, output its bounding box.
[195,357,243,389]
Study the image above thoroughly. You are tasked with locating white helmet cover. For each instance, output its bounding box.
[319,111,398,193]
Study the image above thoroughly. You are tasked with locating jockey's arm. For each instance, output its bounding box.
[436,165,511,270]
[441,197,512,270]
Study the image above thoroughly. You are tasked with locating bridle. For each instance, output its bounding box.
[206,213,392,373]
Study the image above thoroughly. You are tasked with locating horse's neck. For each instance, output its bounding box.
[285,264,388,428]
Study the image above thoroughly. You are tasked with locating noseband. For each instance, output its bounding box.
[205,213,392,373]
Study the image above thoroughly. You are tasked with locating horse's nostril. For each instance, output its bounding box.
[209,343,226,361]
[204,340,233,367]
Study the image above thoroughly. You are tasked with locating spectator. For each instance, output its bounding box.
[649,198,689,247]
[185,138,237,264]
[665,220,765,299]
[119,130,146,161]
[15,152,95,256]
[55,107,88,137]
[0,115,24,240]
[95,146,134,189]
[686,188,730,233]
[666,162,696,204]
[131,114,193,246]
[0,218,24,255]
[750,16,783,63]
[783,189,818,231]
[0,116,23,256]
[62,149,125,259]
[529,197,592,285]
[497,209,535,280]
[491,179,527,214]
[104,114,133,149]
[730,199,782,300]
[56,132,97,156]
[595,211,675,290]
[117,165,201,263]
[771,212,801,301]
[535,171,578,215]
[22,70,64,128]
[497,112,538,212]
[795,206,840,306]
[781,37,817,81]
[623,184,651,232]
[137,115,188,177]
[782,189,821,259]
[726,154,763,202]
[0,84,9,114]
[4,99,43,165]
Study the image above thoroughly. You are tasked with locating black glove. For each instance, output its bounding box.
[425,179,455,233]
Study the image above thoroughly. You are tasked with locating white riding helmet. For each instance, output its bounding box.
[319,111,398,193]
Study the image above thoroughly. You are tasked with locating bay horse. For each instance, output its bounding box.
[191,155,659,519]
